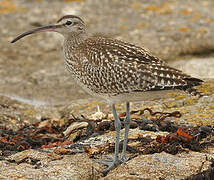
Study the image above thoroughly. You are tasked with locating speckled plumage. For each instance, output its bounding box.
[63,35,202,103]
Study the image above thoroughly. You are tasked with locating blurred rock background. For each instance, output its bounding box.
[0,0,214,105]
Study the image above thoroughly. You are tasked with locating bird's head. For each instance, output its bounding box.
[11,15,86,43]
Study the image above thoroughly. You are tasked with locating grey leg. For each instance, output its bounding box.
[120,102,130,161]
[112,104,121,162]
[98,104,122,175]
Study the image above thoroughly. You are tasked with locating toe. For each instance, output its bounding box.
[95,157,123,175]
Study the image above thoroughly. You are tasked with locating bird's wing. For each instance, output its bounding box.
[83,37,165,65]
[77,37,202,94]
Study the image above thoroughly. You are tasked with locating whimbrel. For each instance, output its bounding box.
[11,15,203,174]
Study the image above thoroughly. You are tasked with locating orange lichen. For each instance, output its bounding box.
[145,2,174,15]
[189,14,201,23]
[197,80,214,95]
[64,0,86,2]
[24,109,34,115]
[197,28,208,34]
[174,95,185,100]
[131,1,141,10]
[167,92,181,98]
[204,18,212,23]
[145,5,158,12]
[181,9,192,15]
[164,101,181,108]
[184,113,214,126]
[118,25,126,30]
[135,23,147,29]
[178,27,190,32]
[0,0,17,14]
[185,98,196,105]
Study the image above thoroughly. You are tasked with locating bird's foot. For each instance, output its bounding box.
[95,156,123,176]
[120,155,130,163]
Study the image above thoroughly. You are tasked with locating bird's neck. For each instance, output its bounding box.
[64,32,88,49]
[63,32,88,71]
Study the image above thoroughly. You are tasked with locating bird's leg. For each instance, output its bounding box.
[112,104,122,163]
[99,104,122,175]
[120,102,130,162]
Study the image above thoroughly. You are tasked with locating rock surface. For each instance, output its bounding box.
[104,152,212,180]
[170,57,214,79]
[0,150,100,180]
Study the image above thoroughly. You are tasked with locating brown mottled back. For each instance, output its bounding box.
[64,36,202,96]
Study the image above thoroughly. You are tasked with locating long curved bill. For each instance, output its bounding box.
[11,24,62,43]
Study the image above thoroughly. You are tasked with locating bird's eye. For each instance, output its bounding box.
[65,21,72,26]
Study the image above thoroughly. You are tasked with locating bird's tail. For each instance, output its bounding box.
[183,77,204,97]
[185,87,204,97]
